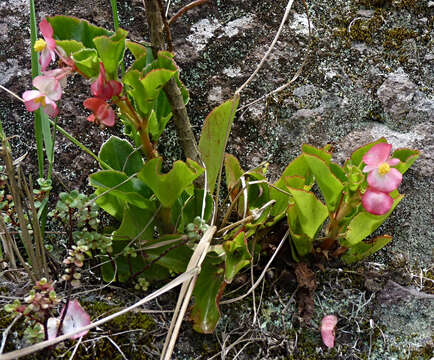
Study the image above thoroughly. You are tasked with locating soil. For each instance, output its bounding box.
[0,0,433,359]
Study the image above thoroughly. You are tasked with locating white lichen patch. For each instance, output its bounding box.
[222,66,241,78]
[220,15,255,38]
[289,13,313,36]
[186,18,221,52]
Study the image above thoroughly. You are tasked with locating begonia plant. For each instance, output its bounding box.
[15,15,419,336]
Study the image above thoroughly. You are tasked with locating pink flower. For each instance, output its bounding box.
[22,75,62,118]
[46,300,91,340]
[43,67,73,88]
[91,62,122,100]
[83,97,116,127]
[362,188,393,215]
[321,315,338,349]
[362,143,402,193]
[34,19,58,71]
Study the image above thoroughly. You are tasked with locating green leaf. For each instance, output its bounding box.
[278,155,312,185]
[342,194,404,247]
[93,28,128,79]
[191,255,226,333]
[223,232,252,283]
[302,144,332,164]
[224,154,244,193]
[342,235,392,264]
[123,70,147,115]
[126,40,152,60]
[138,157,204,208]
[330,163,347,183]
[199,97,240,194]
[171,189,213,231]
[72,48,99,78]
[56,40,85,56]
[392,148,420,174]
[350,138,387,166]
[146,237,192,273]
[95,188,124,221]
[101,241,169,282]
[287,187,328,239]
[90,170,154,210]
[99,136,143,176]
[48,16,112,49]
[148,109,171,143]
[141,69,176,109]
[113,204,155,242]
[303,154,344,211]
[287,204,313,257]
[124,68,175,116]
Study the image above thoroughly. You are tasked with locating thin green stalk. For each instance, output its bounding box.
[47,118,112,170]
[110,0,125,75]
[29,0,44,177]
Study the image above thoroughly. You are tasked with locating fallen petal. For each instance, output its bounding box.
[60,300,91,339]
[321,315,338,348]
[46,317,59,340]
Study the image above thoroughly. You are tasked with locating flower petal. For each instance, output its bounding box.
[362,188,393,215]
[47,317,59,340]
[109,80,123,97]
[387,158,400,166]
[96,103,115,127]
[22,90,43,111]
[33,75,62,101]
[60,300,91,339]
[83,97,106,112]
[39,18,53,40]
[321,315,338,349]
[39,48,53,71]
[43,98,59,118]
[367,168,402,193]
[362,143,392,168]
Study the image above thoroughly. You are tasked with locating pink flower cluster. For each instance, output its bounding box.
[22,18,122,127]
[361,143,402,215]
[83,62,122,127]
[22,19,73,118]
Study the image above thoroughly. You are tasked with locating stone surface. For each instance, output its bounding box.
[377,68,434,129]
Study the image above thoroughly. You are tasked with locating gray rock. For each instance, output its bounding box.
[377,68,433,129]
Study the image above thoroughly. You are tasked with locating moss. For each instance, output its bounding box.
[408,343,434,360]
[333,10,385,45]
[83,301,155,333]
[383,27,418,50]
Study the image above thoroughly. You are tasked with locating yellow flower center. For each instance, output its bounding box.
[378,162,390,176]
[34,39,47,52]
[35,96,46,107]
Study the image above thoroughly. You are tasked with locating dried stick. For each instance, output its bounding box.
[1,139,42,279]
[236,0,295,95]
[0,314,22,354]
[160,225,216,360]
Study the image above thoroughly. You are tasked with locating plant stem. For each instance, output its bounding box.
[143,0,201,165]
[115,97,157,159]
[168,0,209,25]
[56,286,72,337]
